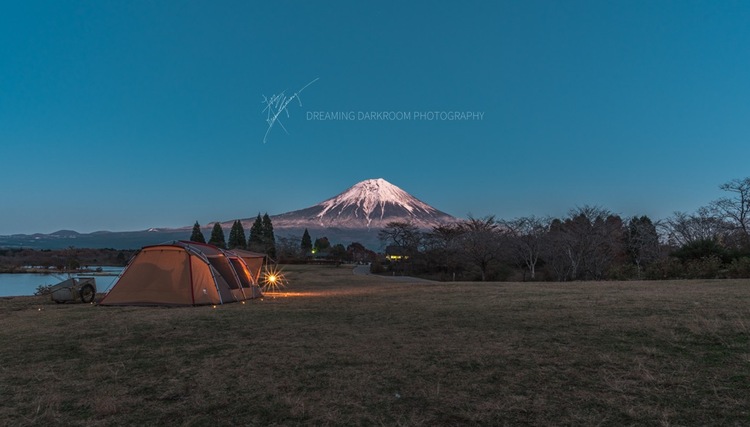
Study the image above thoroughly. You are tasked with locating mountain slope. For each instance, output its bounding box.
[271,178,457,230]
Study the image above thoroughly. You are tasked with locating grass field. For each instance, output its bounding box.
[1,265,749,426]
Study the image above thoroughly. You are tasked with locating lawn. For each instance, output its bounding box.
[1,265,749,426]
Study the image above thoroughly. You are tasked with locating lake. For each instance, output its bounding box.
[0,267,124,297]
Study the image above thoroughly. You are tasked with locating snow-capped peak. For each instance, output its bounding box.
[316,178,439,227]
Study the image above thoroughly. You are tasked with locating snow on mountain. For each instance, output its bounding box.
[271,178,457,230]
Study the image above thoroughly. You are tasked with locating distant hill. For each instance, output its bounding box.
[0,229,191,250]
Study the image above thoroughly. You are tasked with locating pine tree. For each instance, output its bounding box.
[262,213,277,259]
[189,221,206,243]
[248,214,264,252]
[208,223,226,249]
[227,220,247,250]
[235,220,247,249]
[228,220,238,248]
[301,228,312,253]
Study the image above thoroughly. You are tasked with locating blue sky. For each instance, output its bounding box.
[2,1,749,234]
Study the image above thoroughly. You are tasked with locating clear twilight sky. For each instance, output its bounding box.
[2,1,749,235]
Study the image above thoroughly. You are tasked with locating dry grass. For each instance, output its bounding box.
[1,266,749,426]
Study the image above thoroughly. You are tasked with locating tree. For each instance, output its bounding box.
[262,213,277,259]
[189,221,206,243]
[711,177,750,247]
[378,221,422,253]
[301,228,313,254]
[541,218,573,281]
[424,223,464,280]
[591,214,626,279]
[625,216,660,276]
[313,237,331,252]
[501,216,548,280]
[330,243,347,263]
[378,221,423,276]
[208,223,226,249]
[248,214,264,252]
[458,215,501,281]
[541,206,625,281]
[347,242,369,263]
[665,207,729,247]
[672,239,728,263]
[227,220,247,250]
[276,236,301,262]
[236,220,247,249]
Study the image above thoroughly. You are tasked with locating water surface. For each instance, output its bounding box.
[0,267,123,297]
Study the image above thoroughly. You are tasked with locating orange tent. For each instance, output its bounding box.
[231,249,267,283]
[100,241,263,306]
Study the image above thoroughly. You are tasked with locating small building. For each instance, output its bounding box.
[385,245,410,261]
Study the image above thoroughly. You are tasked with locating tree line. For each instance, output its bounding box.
[189,216,376,265]
[377,177,750,281]
[190,213,277,259]
[274,229,377,265]
[0,247,136,272]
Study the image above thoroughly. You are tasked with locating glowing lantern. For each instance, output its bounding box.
[261,265,287,293]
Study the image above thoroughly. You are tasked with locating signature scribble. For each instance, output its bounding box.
[262,78,319,143]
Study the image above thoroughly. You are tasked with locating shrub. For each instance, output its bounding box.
[607,263,639,280]
[672,239,729,263]
[369,260,385,274]
[684,255,723,279]
[727,257,750,278]
[644,257,683,280]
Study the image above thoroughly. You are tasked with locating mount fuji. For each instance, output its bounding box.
[270,178,457,230]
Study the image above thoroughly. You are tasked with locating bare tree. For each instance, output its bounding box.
[541,218,574,281]
[710,177,750,246]
[501,216,548,280]
[589,214,625,279]
[378,221,423,275]
[665,207,730,247]
[625,216,660,277]
[378,221,422,252]
[458,215,501,281]
[562,209,601,279]
[542,206,624,281]
[424,223,464,280]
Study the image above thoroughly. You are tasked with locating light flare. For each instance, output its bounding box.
[261,265,287,293]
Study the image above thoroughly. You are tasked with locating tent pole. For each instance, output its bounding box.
[184,244,224,305]
[187,252,196,306]
[98,250,137,305]
[221,249,248,302]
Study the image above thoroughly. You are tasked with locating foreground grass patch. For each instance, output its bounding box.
[1,266,749,425]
